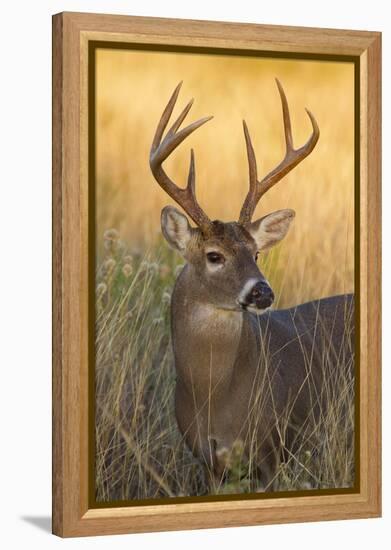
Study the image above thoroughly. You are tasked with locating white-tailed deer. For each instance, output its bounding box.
[149,81,354,491]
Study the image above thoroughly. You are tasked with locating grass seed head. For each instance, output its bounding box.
[104,258,116,273]
[122,263,133,277]
[96,282,107,297]
[103,228,120,241]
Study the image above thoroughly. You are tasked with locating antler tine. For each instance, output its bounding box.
[150,83,213,231]
[276,78,294,151]
[151,82,182,154]
[240,120,259,223]
[239,79,320,225]
[243,120,258,188]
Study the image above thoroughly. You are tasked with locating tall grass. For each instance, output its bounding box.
[95,230,354,502]
[94,51,355,501]
[95,233,207,500]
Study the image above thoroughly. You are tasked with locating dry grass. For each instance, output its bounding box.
[94,50,355,502]
[95,238,205,500]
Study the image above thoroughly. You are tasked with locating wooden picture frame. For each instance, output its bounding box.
[52,11,381,537]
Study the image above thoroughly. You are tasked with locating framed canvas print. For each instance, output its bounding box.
[52,12,381,537]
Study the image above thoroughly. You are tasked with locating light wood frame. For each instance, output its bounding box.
[52,11,381,537]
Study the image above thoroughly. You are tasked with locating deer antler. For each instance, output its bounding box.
[150,82,213,232]
[239,79,320,225]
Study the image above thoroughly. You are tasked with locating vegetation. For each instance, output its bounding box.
[94,50,355,502]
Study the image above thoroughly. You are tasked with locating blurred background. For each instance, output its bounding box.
[95,48,355,307]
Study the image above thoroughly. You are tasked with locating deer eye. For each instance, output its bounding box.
[206,252,225,264]
[255,252,259,262]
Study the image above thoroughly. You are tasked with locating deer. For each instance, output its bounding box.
[149,80,354,492]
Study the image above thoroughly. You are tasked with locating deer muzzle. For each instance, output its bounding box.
[239,279,275,312]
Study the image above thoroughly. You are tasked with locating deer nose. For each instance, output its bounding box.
[242,280,274,310]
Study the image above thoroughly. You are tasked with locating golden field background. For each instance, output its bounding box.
[94,50,355,500]
[96,49,355,307]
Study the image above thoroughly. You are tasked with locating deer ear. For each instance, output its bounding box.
[248,209,295,251]
[161,206,193,253]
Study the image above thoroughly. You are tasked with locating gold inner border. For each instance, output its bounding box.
[86,40,361,509]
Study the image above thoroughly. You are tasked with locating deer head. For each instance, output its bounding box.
[150,81,319,313]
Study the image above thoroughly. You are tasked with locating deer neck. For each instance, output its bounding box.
[171,266,247,395]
